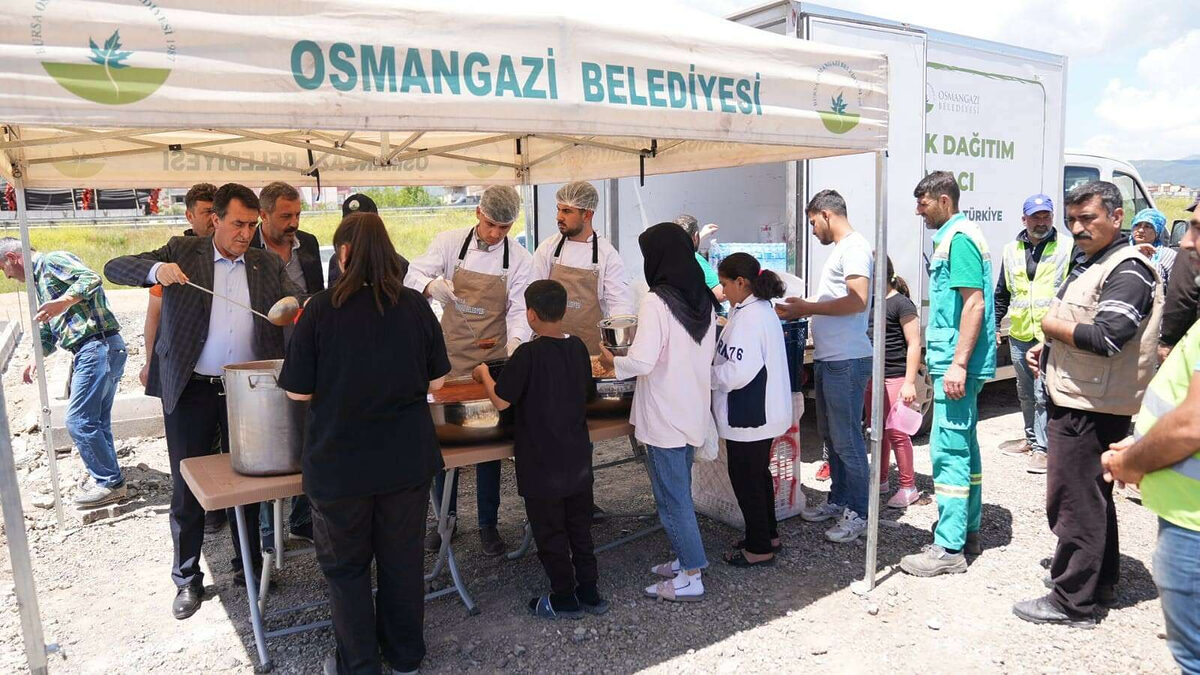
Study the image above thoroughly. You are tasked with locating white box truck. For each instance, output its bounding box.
[524,3,1152,421]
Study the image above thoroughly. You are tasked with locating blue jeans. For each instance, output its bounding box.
[65,334,127,489]
[1155,518,1200,674]
[259,495,312,541]
[814,357,872,518]
[433,460,501,527]
[645,445,708,571]
[1009,336,1047,453]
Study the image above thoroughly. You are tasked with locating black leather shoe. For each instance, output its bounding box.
[1097,584,1118,608]
[172,584,203,620]
[1012,594,1095,628]
[479,526,506,557]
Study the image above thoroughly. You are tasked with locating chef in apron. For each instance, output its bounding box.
[405,185,534,556]
[532,181,634,355]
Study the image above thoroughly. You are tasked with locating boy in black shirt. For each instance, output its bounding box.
[473,280,606,619]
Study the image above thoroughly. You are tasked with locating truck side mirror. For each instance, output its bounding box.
[1171,219,1189,248]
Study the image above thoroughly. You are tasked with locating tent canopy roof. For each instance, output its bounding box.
[0,0,887,188]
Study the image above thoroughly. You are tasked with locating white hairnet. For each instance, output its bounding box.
[556,181,599,212]
[479,186,521,225]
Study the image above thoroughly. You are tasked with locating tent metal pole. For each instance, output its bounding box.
[0,380,52,675]
[13,174,66,529]
[861,150,888,591]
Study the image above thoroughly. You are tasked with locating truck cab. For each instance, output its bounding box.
[1063,153,1156,227]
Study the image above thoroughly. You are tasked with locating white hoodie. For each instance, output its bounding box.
[711,297,793,442]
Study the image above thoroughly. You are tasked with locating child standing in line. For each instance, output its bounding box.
[867,258,923,508]
[474,280,605,619]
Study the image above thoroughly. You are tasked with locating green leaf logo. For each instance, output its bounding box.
[42,28,170,105]
[819,90,860,134]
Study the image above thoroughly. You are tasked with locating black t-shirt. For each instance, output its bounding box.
[494,335,596,498]
[868,292,919,379]
[279,285,451,502]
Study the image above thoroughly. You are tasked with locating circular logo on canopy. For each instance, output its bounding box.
[812,61,863,135]
[32,1,176,105]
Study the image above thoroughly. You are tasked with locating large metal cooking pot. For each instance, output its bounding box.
[598,315,638,355]
[224,360,307,476]
[429,371,511,445]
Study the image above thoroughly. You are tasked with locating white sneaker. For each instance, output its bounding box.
[801,501,844,523]
[825,510,867,543]
[650,559,680,579]
[643,570,704,602]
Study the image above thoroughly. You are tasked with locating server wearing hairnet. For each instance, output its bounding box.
[405,185,534,555]
[406,185,534,376]
[532,181,634,354]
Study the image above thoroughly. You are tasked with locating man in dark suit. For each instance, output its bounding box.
[250,181,322,546]
[105,183,303,620]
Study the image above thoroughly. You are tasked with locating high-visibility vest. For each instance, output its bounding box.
[926,213,996,378]
[1135,320,1200,532]
[1003,237,1073,343]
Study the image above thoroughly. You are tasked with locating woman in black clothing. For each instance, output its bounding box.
[280,212,450,675]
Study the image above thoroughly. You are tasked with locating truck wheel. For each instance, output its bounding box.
[916,365,935,436]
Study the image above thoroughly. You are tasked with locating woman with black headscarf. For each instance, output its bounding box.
[599,222,719,602]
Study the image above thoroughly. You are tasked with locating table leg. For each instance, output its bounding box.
[444,542,480,615]
[258,552,273,616]
[273,499,284,571]
[234,505,272,672]
[425,468,457,583]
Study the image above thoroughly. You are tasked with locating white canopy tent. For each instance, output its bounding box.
[1,1,890,670]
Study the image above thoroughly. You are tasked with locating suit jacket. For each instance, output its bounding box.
[104,236,303,414]
[251,229,325,294]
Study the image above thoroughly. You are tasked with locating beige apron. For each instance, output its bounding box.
[548,234,604,355]
[441,230,510,377]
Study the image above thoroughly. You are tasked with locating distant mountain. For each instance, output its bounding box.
[1132,158,1200,187]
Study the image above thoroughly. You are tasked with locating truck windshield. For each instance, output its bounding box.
[1063,165,1101,225]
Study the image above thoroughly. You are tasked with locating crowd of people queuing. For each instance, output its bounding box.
[7,169,1199,673]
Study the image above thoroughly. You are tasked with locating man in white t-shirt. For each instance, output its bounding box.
[777,189,874,543]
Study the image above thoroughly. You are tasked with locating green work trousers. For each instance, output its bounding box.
[931,376,984,551]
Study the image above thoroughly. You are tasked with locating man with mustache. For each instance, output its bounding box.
[1013,180,1163,627]
[993,195,1074,474]
[105,183,304,620]
[251,181,325,548]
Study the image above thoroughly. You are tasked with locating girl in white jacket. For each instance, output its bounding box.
[712,253,793,567]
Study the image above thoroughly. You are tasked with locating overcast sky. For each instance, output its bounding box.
[694,0,1200,161]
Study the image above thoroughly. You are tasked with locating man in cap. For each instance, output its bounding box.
[532,181,633,353]
[328,193,383,286]
[1013,181,1162,627]
[993,194,1074,474]
[1159,195,1200,362]
[405,185,534,556]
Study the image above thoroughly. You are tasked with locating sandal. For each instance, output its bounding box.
[734,538,783,553]
[643,578,704,603]
[650,559,680,579]
[724,549,776,568]
[527,594,583,620]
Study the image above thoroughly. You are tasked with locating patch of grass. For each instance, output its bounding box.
[1156,196,1193,226]
[0,209,524,294]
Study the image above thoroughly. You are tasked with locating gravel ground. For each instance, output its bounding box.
[0,290,1178,673]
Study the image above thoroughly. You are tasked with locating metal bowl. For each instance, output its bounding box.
[587,377,636,417]
[429,378,511,445]
[598,315,638,351]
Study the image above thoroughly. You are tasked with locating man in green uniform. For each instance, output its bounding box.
[1101,212,1200,668]
[900,171,996,577]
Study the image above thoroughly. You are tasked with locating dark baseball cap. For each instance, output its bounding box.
[1187,195,1199,213]
[341,193,378,217]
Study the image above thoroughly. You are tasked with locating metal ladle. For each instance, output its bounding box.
[185,281,300,327]
[450,301,497,350]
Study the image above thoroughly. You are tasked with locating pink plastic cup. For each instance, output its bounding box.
[886,399,923,436]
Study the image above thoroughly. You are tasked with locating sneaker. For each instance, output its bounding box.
[814,461,831,482]
[1026,451,1048,474]
[825,510,866,543]
[899,544,968,577]
[801,501,844,523]
[643,570,704,602]
[73,482,127,507]
[289,521,314,544]
[886,487,920,509]
[1000,439,1032,457]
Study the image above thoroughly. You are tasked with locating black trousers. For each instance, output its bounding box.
[163,378,261,588]
[524,486,599,597]
[726,438,779,555]
[1046,400,1127,616]
[311,482,430,675]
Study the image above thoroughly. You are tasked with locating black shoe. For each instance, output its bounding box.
[289,521,314,544]
[479,526,506,557]
[172,584,203,620]
[204,510,227,535]
[1097,584,1118,608]
[425,524,456,553]
[1012,594,1096,628]
[591,505,609,526]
